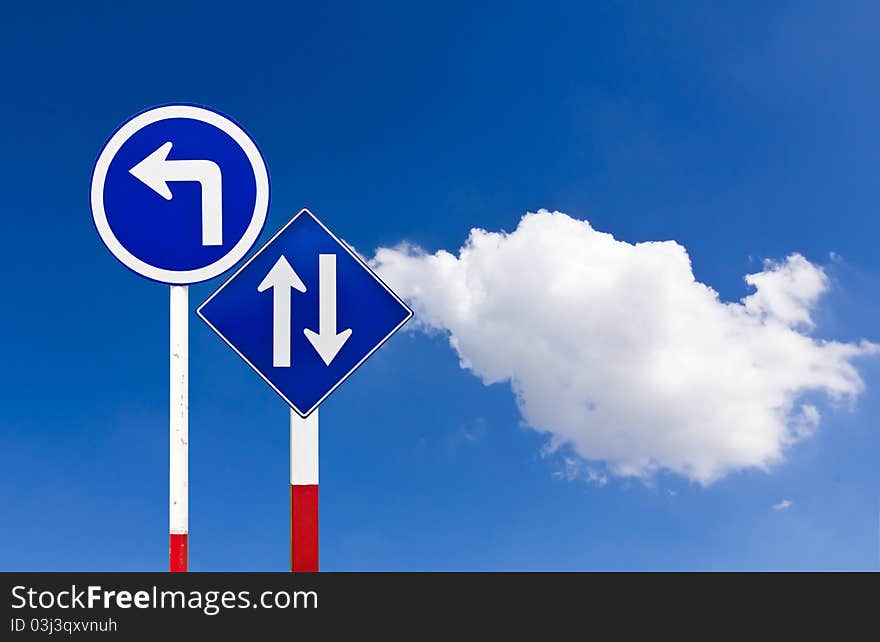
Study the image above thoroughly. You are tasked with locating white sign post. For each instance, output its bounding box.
[169,285,189,571]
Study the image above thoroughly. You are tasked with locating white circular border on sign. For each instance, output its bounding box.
[90,105,270,284]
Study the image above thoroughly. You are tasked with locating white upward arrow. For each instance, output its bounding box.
[304,254,352,366]
[258,255,307,368]
[129,141,224,246]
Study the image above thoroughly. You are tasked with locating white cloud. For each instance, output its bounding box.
[773,499,793,511]
[372,210,878,484]
[552,456,582,481]
[586,469,609,487]
[743,255,828,328]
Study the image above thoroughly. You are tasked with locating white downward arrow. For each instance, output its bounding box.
[258,255,307,368]
[129,141,224,246]
[304,254,352,365]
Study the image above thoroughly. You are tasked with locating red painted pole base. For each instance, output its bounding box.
[291,484,318,572]
[170,533,188,572]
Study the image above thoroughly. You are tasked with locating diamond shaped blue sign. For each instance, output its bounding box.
[197,208,413,416]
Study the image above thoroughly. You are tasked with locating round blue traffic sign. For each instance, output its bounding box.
[91,105,269,284]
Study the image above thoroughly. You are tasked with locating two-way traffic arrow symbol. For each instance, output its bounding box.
[129,141,224,246]
[258,255,307,368]
[257,253,352,368]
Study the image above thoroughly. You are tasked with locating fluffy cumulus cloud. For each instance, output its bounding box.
[371,210,878,484]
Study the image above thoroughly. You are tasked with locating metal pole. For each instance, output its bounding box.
[290,408,319,572]
[169,285,189,572]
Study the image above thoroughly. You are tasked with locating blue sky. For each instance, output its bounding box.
[2,1,880,570]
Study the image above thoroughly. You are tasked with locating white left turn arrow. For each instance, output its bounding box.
[129,141,224,246]
[304,254,352,365]
[258,255,307,368]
